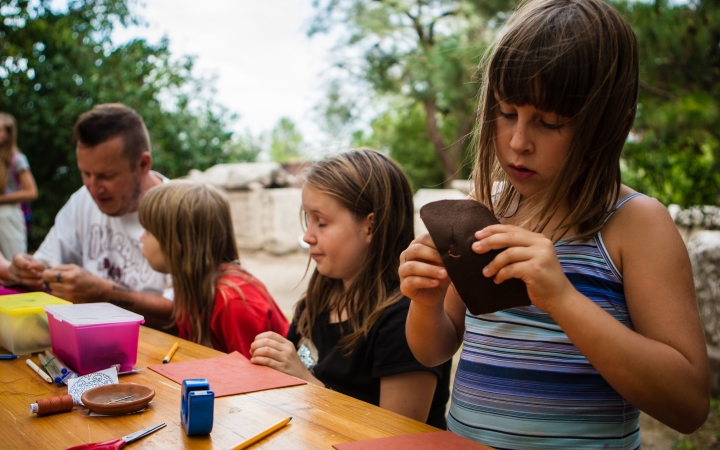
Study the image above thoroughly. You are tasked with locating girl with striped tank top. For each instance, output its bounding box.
[399,0,709,448]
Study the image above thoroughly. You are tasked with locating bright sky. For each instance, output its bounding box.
[111,0,339,152]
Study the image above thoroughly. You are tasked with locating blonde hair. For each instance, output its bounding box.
[0,113,20,192]
[472,0,639,240]
[295,149,415,354]
[139,180,270,347]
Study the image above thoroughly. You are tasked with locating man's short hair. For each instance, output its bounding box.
[73,103,150,166]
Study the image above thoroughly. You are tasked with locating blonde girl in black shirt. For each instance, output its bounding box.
[250,149,451,428]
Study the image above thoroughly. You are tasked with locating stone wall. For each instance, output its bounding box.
[227,187,471,254]
[670,204,720,395]
[687,231,720,348]
[413,189,467,237]
[189,162,303,255]
[227,188,303,255]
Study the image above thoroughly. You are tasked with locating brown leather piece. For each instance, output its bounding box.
[419,199,531,315]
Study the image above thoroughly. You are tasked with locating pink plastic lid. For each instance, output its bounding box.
[44,303,144,326]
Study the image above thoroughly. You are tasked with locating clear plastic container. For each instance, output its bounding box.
[44,303,144,375]
[0,292,70,354]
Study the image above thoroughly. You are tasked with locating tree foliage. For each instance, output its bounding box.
[353,100,454,190]
[615,0,720,206]
[316,0,719,206]
[312,0,513,187]
[269,117,306,164]
[0,0,254,246]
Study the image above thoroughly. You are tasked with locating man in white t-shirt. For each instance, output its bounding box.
[9,104,173,329]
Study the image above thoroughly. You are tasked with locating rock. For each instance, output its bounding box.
[227,190,265,251]
[226,188,303,255]
[260,189,304,255]
[187,162,293,190]
[671,204,720,230]
[687,230,720,346]
[413,189,467,237]
[450,179,473,195]
[707,345,720,397]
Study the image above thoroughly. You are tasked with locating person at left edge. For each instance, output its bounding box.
[8,104,173,330]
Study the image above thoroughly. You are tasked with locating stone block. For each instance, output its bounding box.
[188,162,291,190]
[226,188,303,255]
[687,230,720,346]
[260,189,303,255]
[413,189,467,237]
[708,345,720,397]
[226,190,265,251]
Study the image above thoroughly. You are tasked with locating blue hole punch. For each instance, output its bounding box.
[181,379,214,436]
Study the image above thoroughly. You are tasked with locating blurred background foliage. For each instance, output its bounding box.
[0,0,718,248]
[312,0,720,203]
[616,0,720,207]
[311,0,510,188]
[0,0,258,246]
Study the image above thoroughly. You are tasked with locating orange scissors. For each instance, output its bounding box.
[66,422,166,449]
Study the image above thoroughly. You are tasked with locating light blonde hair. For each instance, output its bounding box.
[0,113,20,192]
[139,180,270,347]
[472,0,639,240]
[295,149,414,354]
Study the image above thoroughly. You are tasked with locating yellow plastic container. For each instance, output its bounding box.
[0,292,70,354]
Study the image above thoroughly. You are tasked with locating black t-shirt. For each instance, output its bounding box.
[287,297,452,429]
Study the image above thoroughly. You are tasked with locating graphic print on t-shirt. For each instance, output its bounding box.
[88,223,154,290]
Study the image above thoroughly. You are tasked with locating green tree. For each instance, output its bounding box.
[615,0,720,206]
[268,117,305,164]
[0,0,252,246]
[316,0,719,206]
[353,101,448,190]
[311,0,513,187]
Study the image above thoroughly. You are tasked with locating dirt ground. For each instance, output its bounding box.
[240,250,313,318]
[242,250,705,449]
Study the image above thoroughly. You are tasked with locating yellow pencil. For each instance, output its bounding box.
[231,417,292,450]
[162,342,179,364]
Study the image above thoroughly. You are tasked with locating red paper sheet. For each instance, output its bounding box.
[147,351,306,397]
[332,431,492,450]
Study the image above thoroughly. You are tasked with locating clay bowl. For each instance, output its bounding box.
[81,383,155,415]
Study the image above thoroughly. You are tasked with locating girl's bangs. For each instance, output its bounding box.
[489,16,595,118]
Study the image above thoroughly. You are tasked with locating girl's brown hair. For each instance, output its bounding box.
[0,113,19,192]
[295,149,414,353]
[139,180,270,347]
[472,0,639,240]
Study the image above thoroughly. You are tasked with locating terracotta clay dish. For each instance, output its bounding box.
[81,383,155,415]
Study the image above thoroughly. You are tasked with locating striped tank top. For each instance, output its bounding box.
[448,194,643,450]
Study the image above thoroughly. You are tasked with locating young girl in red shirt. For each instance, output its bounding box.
[138,180,288,357]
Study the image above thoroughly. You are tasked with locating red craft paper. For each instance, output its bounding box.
[332,431,492,450]
[147,351,306,397]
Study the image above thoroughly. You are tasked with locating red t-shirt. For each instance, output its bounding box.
[177,269,289,358]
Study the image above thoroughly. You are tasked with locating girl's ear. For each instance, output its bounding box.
[364,212,375,243]
[176,241,182,256]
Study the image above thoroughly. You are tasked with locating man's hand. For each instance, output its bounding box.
[9,253,46,290]
[42,264,111,303]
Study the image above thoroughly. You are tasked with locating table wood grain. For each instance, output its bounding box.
[0,326,468,449]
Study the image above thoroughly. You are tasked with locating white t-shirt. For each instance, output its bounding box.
[34,172,172,298]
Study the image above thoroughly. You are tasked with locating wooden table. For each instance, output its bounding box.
[0,326,442,449]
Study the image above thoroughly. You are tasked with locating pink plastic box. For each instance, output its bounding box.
[44,303,145,375]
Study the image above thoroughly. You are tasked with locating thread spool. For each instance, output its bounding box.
[30,395,75,416]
